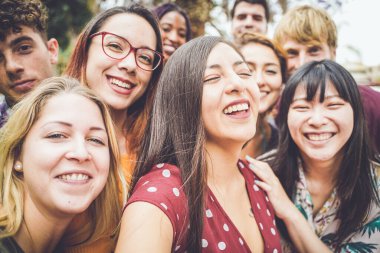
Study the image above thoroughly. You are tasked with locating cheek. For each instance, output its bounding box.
[287,112,301,137]
[137,69,153,86]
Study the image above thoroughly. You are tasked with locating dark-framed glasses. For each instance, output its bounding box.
[89,31,162,71]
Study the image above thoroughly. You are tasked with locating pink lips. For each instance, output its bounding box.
[12,80,36,93]
[107,75,135,96]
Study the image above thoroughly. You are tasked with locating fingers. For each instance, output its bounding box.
[254,179,272,192]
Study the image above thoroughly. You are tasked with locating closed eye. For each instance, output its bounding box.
[203,76,220,83]
[46,132,66,139]
[87,137,106,145]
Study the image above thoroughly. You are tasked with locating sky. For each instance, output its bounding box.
[333,0,380,66]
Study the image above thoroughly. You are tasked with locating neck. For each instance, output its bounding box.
[301,155,342,184]
[110,108,128,155]
[14,196,73,253]
[206,140,244,188]
[240,115,270,158]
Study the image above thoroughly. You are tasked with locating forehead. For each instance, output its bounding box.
[38,94,103,123]
[234,2,265,16]
[0,25,45,49]
[282,38,327,50]
[240,43,279,64]
[99,13,157,49]
[160,11,186,27]
[207,43,243,66]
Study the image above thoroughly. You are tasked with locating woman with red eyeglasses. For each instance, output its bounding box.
[62,4,163,253]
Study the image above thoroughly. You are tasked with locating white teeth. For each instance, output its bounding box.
[306,133,333,141]
[58,173,89,181]
[224,103,249,114]
[110,78,132,89]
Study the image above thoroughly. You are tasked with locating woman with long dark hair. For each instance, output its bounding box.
[115,36,282,252]
[248,60,380,252]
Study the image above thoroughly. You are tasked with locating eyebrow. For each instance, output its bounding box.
[10,36,34,47]
[206,60,246,70]
[42,121,106,132]
[292,94,342,102]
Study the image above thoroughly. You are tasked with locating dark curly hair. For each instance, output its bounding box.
[0,0,48,41]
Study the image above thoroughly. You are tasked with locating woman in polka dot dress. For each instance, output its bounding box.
[115,36,282,253]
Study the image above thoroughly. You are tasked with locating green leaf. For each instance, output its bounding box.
[360,216,380,237]
[341,242,377,253]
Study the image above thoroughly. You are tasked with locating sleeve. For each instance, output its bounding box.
[126,163,188,246]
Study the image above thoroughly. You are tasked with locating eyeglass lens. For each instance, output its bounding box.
[102,33,159,70]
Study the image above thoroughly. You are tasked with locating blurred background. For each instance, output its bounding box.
[45,0,380,89]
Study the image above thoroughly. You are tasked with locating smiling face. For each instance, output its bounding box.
[202,43,259,147]
[240,43,282,114]
[287,82,353,163]
[21,93,110,217]
[85,13,157,113]
[0,26,58,105]
[231,2,267,39]
[283,39,335,76]
[159,11,187,61]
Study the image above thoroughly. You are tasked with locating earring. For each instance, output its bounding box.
[14,161,23,172]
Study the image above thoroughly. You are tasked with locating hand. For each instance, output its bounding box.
[246,155,298,221]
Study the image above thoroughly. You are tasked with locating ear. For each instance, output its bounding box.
[47,38,59,65]
[330,47,337,61]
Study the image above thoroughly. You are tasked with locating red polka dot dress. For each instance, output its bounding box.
[127,160,282,253]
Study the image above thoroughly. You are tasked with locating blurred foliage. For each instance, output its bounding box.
[44,0,96,74]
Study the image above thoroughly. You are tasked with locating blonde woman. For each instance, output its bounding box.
[0,77,124,253]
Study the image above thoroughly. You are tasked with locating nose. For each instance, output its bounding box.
[5,53,24,76]
[307,106,328,127]
[243,17,254,28]
[166,30,180,44]
[225,72,245,94]
[65,138,92,163]
[255,71,265,88]
[117,50,137,72]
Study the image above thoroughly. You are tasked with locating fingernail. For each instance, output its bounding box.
[249,164,254,170]
[254,180,260,184]
[245,155,253,161]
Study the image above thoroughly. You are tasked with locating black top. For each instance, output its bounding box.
[0,237,24,253]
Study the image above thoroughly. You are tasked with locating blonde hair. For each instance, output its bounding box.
[273,5,337,50]
[0,77,125,244]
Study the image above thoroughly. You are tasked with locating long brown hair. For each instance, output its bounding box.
[129,36,246,252]
[64,4,163,154]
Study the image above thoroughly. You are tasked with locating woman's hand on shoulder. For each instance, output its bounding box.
[246,156,298,221]
[115,202,173,253]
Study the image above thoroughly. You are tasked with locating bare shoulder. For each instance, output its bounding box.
[115,202,173,253]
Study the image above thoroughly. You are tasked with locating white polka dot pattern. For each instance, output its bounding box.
[162,169,171,178]
[147,186,157,192]
[202,239,208,248]
[160,203,168,210]
[218,242,226,250]
[173,188,180,197]
[128,161,282,253]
